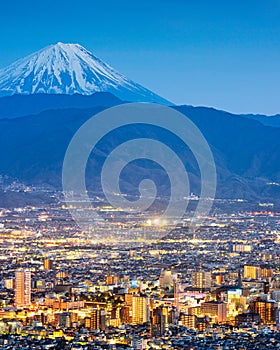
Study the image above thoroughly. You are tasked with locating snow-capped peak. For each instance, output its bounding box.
[0,42,171,104]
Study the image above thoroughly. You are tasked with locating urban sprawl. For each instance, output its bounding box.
[0,190,280,349]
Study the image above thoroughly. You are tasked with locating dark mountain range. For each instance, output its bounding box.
[0,92,122,119]
[0,93,279,203]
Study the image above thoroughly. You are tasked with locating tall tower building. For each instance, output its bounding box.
[90,308,106,330]
[151,306,166,336]
[174,280,180,312]
[132,295,150,324]
[43,258,53,270]
[15,270,31,306]
[192,271,212,290]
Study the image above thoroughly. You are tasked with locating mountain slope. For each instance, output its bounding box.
[0,104,280,202]
[0,42,171,105]
[0,92,122,119]
[240,113,280,128]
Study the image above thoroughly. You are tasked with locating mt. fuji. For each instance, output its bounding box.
[0,42,171,104]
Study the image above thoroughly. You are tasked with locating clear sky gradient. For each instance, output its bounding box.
[0,0,279,114]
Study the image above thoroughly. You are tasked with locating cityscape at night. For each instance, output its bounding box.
[1,0,280,349]
[0,188,279,348]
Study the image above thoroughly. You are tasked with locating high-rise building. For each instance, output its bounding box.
[168,308,176,325]
[90,308,106,330]
[192,271,212,290]
[225,289,243,319]
[43,258,53,270]
[120,306,131,324]
[132,295,150,324]
[243,265,260,280]
[15,270,31,307]
[200,301,227,323]
[180,313,197,329]
[249,299,276,324]
[174,280,180,312]
[151,306,166,336]
[109,307,121,327]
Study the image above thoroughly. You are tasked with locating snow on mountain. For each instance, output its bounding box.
[0,42,171,104]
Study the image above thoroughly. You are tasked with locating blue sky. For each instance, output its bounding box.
[0,0,280,114]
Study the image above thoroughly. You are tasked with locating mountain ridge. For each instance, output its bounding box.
[1,93,280,127]
[0,98,279,202]
[0,92,122,119]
